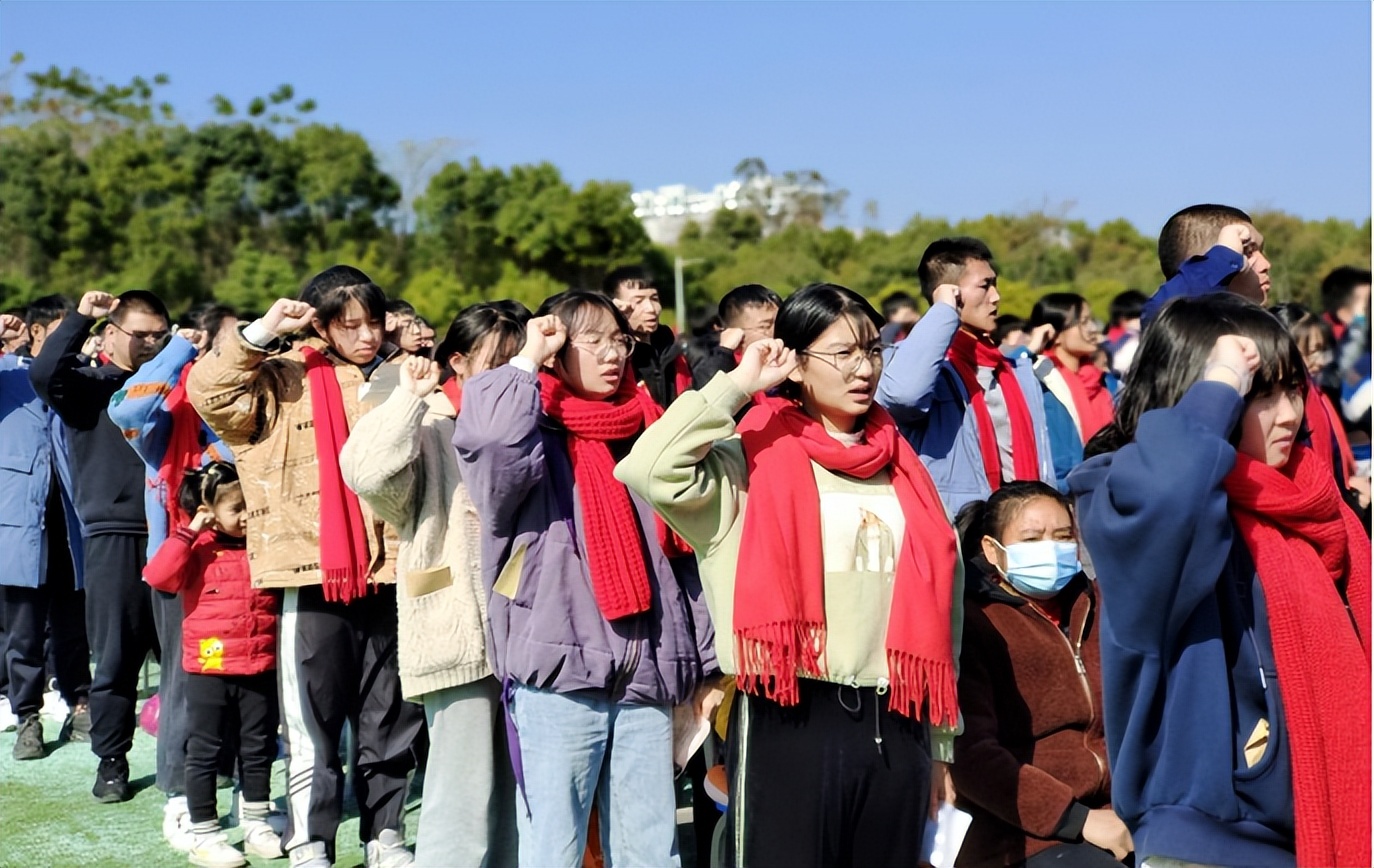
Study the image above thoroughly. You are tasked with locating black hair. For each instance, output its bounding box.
[181,302,237,343]
[1319,266,1372,317]
[991,314,1027,346]
[535,290,632,360]
[177,461,241,517]
[774,283,883,401]
[600,265,656,298]
[954,481,1072,563]
[1157,204,1252,279]
[917,237,996,302]
[1109,290,1149,326]
[386,299,417,317]
[881,291,920,320]
[1085,293,1306,458]
[110,290,170,327]
[1028,292,1089,348]
[718,284,781,327]
[25,294,74,330]
[688,306,723,338]
[435,301,532,382]
[299,265,387,330]
[1270,302,1335,362]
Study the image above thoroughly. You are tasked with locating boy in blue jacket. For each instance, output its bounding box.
[1141,203,1272,327]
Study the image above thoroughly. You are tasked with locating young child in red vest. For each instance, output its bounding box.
[144,462,283,868]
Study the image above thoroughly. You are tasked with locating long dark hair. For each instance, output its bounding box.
[1028,292,1089,351]
[774,283,883,400]
[177,461,240,516]
[1085,293,1306,458]
[435,301,531,382]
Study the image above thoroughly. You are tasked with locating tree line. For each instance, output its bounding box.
[2,56,1369,326]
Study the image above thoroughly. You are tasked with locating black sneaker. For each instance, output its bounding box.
[61,704,92,743]
[13,714,44,760]
[93,755,131,803]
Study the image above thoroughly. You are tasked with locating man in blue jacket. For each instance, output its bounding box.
[876,237,1057,516]
[0,296,92,761]
[1141,204,1271,327]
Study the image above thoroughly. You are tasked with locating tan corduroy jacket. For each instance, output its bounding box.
[186,330,402,589]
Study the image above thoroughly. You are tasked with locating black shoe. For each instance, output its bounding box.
[61,704,92,743]
[13,714,44,760]
[93,755,131,803]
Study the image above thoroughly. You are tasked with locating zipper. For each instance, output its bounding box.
[1027,595,1107,785]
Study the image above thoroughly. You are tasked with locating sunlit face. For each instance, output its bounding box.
[1238,387,1304,468]
[386,312,424,353]
[106,309,170,372]
[729,303,778,350]
[318,299,383,365]
[211,485,247,538]
[791,314,884,433]
[448,332,511,385]
[1228,224,1272,306]
[980,496,1075,573]
[956,259,1000,335]
[614,282,661,339]
[554,306,632,399]
[1058,304,1103,359]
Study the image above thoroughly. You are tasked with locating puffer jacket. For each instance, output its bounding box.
[186,330,402,589]
[144,527,279,676]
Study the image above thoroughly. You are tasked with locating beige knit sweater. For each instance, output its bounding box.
[340,386,491,701]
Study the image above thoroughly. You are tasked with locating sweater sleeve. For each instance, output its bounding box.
[340,387,428,530]
[185,328,286,448]
[143,526,201,593]
[875,303,960,425]
[615,372,751,553]
[108,335,199,471]
[27,313,106,431]
[451,364,547,536]
[1069,381,1243,655]
[1141,246,1244,327]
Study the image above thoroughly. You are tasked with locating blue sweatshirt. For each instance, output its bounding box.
[1142,246,1244,327]
[1067,382,1295,865]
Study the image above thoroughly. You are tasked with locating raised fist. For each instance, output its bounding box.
[261,298,318,337]
[78,291,118,319]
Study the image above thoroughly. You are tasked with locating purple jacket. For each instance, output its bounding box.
[452,364,715,707]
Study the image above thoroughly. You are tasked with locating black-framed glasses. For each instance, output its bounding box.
[798,344,890,378]
[109,321,170,344]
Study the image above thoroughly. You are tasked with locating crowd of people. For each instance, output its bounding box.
[0,202,1369,868]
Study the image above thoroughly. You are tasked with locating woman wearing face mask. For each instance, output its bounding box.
[340,302,529,868]
[950,482,1129,867]
[618,283,961,868]
[1069,293,1371,867]
[452,291,716,868]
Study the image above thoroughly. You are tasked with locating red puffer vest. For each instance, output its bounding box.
[144,527,279,676]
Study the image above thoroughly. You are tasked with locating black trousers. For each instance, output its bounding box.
[278,584,425,858]
[725,680,932,868]
[185,671,279,824]
[1025,842,1131,868]
[3,516,91,718]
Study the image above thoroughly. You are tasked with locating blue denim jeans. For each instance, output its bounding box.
[510,684,680,868]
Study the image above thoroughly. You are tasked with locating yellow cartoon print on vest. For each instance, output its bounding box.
[199,638,225,671]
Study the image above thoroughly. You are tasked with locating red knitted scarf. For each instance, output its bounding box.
[1049,353,1114,442]
[1304,380,1357,489]
[1224,445,1371,866]
[301,347,373,603]
[947,329,1040,490]
[539,370,683,620]
[734,399,960,724]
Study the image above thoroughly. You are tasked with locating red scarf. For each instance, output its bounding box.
[1049,353,1115,442]
[734,400,959,724]
[1304,380,1356,489]
[301,347,373,603]
[157,363,207,531]
[539,371,684,621]
[441,378,462,416]
[947,329,1040,490]
[1224,445,1371,866]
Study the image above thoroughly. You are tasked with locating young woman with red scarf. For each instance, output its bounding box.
[1069,293,1371,868]
[187,266,425,868]
[618,284,963,868]
[453,291,717,868]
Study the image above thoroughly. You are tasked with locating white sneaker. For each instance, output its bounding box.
[164,796,195,853]
[40,689,69,723]
[364,830,414,868]
[187,828,247,868]
[0,696,17,732]
[233,794,289,836]
[289,841,332,868]
[242,819,285,860]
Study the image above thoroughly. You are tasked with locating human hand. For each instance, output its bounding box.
[517,315,568,368]
[932,284,962,310]
[929,760,955,819]
[78,291,117,319]
[1203,334,1260,395]
[1348,475,1371,510]
[0,313,24,343]
[400,355,441,398]
[1082,808,1133,860]
[1027,323,1057,354]
[1217,223,1255,262]
[177,328,210,353]
[693,683,726,722]
[718,328,745,352]
[726,338,798,396]
[261,299,317,338]
[189,507,217,535]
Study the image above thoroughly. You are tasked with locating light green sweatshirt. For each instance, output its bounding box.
[615,372,962,761]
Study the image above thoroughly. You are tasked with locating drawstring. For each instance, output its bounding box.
[835,682,886,756]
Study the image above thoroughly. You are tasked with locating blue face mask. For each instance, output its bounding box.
[990,539,1081,599]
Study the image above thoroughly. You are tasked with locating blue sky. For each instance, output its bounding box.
[3,1,1370,234]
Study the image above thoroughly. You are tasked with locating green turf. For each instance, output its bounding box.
[0,700,419,868]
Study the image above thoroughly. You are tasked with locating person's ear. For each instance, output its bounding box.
[787,356,806,385]
[981,535,1004,570]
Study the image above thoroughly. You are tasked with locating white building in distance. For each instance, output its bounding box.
[631,175,819,245]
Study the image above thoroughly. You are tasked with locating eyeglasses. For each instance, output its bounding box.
[799,344,890,378]
[109,321,170,344]
[1065,319,1102,340]
[393,318,423,335]
[570,333,635,361]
